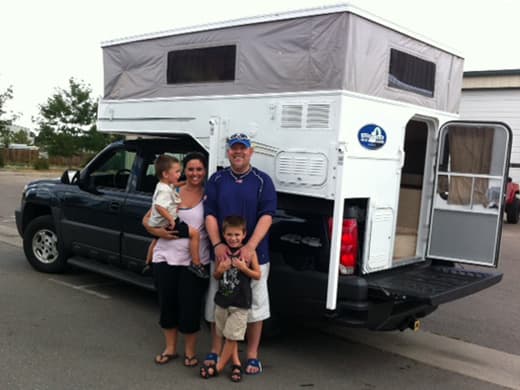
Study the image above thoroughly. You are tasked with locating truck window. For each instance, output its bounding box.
[90,149,136,190]
[436,125,504,209]
[137,152,186,194]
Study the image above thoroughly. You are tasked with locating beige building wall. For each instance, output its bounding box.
[463,74,520,89]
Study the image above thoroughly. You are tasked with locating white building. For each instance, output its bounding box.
[460,69,520,182]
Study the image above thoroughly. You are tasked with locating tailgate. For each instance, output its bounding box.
[367,262,502,306]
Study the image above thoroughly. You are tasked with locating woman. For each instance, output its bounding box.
[142,152,209,367]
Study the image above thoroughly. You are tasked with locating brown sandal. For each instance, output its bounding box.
[154,353,178,365]
[184,355,198,367]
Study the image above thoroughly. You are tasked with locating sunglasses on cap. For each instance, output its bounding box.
[227,133,251,147]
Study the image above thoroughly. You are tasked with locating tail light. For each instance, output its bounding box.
[328,217,358,275]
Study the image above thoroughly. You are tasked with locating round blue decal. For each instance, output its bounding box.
[358,124,387,150]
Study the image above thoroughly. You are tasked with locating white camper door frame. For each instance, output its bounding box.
[326,143,346,310]
[427,121,512,267]
[208,117,221,177]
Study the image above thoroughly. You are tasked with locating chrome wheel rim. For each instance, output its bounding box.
[32,229,59,264]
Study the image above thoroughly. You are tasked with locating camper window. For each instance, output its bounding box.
[436,126,504,209]
[167,45,236,84]
[388,49,435,97]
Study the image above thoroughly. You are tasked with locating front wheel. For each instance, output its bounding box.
[506,198,520,224]
[23,215,68,273]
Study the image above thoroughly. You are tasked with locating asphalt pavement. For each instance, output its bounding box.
[1,169,519,389]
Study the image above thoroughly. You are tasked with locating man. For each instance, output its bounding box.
[204,132,277,375]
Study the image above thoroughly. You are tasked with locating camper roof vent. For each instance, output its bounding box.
[275,151,328,186]
[281,105,303,128]
[306,104,330,128]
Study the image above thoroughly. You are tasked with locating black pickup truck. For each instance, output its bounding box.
[15,136,502,331]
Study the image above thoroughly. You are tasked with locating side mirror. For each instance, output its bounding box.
[77,171,101,194]
[60,169,80,185]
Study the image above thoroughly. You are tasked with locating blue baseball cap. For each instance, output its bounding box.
[227,133,251,148]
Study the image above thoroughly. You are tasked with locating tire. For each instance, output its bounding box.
[506,198,520,224]
[23,215,68,273]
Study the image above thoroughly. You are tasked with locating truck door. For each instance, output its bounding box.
[61,145,136,265]
[427,121,512,266]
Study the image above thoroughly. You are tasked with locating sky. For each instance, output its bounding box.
[1,0,518,128]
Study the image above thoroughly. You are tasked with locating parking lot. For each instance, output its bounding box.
[1,170,519,389]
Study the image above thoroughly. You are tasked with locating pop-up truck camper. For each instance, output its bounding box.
[99,5,511,329]
[92,5,510,330]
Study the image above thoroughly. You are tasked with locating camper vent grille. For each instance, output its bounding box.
[275,152,328,186]
[306,104,330,128]
[281,105,303,128]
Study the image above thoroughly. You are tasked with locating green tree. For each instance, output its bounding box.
[12,129,30,144]
[34,78,113,157]
[0,85,14,147]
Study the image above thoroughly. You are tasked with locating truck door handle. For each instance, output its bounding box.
[109,201,120,211]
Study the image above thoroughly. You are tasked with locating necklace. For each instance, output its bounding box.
[229,167,252,184]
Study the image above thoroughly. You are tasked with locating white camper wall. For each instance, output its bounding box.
[98,92,344,200]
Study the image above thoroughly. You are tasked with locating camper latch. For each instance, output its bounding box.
[337,143,346,166]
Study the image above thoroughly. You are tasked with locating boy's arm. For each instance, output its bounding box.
[155,204,176,226]
[142,208,177,239]
[213,258,231,279]
[235,253,261,280]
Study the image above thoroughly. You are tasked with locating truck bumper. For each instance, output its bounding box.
[15,208,23,237]
[269,261,502,331]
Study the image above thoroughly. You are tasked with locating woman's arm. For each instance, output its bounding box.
[142,209,177,239]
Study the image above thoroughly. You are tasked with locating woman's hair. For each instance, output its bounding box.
[155,154,179,179]
[182,152,208,170]
[222,215,247,233]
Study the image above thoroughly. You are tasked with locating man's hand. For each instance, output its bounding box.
[214,243,230,262]
[238,243,255,264]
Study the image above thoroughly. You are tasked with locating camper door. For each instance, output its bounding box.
[427,121,512,267]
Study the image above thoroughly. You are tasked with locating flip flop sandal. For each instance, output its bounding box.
[184,355,198,367]
[245,358,263,375]
[154,353,179,365]
[200,363,219,379]
[230,364,243,382]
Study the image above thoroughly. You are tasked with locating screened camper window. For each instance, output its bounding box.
[388,49,435,97]
[167,45,236,84]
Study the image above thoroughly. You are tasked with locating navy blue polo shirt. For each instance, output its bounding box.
[204,167,277,265]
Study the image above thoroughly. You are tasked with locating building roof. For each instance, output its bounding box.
[463,69,520,90]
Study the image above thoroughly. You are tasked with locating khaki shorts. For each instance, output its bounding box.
[205,262,270,323]
[215,305,248,341]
